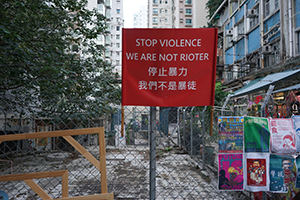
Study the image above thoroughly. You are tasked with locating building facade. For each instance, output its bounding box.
[148,0,208,28]
[209,0,300,92]
[133,5,148,28]
[109,0,124,74]
[89,0,124,75]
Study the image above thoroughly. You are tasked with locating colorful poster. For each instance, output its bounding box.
[244,117,270,153]
[269,118,296,154]
[218,116,243,153]
[218,154,243,191]
[244,153,269,192]
[122,28,218,107]
[279,156,299,199]
[296,156,300,188]
[292,116,300,152]
[270,154,295,193]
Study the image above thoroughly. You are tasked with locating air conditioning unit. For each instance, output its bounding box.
[263,37,269,45]
[242,57,254,64]
[225,29,233,36]
[273,45,279,51]
[246,8,258,18]
[251,9,258,15]
[262,45,272,54]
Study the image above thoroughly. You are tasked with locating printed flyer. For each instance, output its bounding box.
[269,118,296,154]
[296,156,300,188]
[244,153,269,192]
[218,116,244,153]
[270,154,294,193]
[244,117,270,153]
[292,116,300,152]
[218,153,243,191]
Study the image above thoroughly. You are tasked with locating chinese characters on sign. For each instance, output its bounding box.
[269,118,296,154]
[138,67,193,91]
[122,29,218,107]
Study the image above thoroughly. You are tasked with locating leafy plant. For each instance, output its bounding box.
[0,0,121,121]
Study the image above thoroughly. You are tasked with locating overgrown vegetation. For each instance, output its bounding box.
[206,0,224,27]
[0,0,121,120]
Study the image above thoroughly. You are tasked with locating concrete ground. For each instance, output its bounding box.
[0,141,249,199]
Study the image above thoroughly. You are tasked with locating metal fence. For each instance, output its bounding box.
[1,87,299,199]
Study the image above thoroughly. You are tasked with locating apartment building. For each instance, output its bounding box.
[133,5,148,28]
[148,0,208,28]
[209,0,300,106]
[89,0,124,75]
[109,0,124,74]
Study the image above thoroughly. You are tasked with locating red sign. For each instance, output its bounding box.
[122,28,218,107]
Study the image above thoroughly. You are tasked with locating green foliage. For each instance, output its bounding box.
[214,81,230,106]
[0,0,121,119]
[205,0,224,27]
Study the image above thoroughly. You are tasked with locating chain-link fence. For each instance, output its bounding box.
[1,87,299,199]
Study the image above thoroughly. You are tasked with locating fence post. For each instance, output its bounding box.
[202,106,207,169]
[149,106,156,200]
[190,107,195,156]
[177,107,180,147]
[183,107,186,151]
[221,94,231,116]
[261,85,274,117]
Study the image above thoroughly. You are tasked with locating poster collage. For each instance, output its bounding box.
[218,116,300,198]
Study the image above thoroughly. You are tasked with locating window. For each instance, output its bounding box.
[237,21,244,36]
[297,32,300,55]
[116,60,120,65]
[186,8,192,15]
[116,26,120,31]
[117,0,120,4]
[275,0,278,10]
[153,0,158,4]
[264,0,278,17]
[185,19,192,25]
[165,9,168,13]
[265,0,269,17]
[116,43,120,48]
[185,0,192,5]
[231,2,238,12]
[153,17,158,23]
[116,9,120,14]
[153,8,158,14]
[165,18,168,22]
[116,34,120,39]
[225,35,231,49]
[180,8,183,12]
[165,0,168,4]
[249,15,259,30]
[180,18,183,23]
